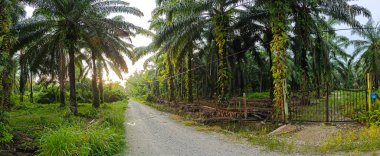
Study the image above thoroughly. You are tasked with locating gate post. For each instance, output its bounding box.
[325,83,329,122]
[367,73,372,111]
[283,80,289,123]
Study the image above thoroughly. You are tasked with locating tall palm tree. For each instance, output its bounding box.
[288,0,370,91]
[351,19,380,88]
[17,0,145,113]
[153,0,247,104]
[0,0,28,110]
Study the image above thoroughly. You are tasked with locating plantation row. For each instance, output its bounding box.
[127,0,377,118]
[0,0,139,155]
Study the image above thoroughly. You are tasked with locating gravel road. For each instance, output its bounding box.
[125,100,279,156]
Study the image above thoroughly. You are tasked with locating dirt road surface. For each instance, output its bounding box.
[125,100,279,156]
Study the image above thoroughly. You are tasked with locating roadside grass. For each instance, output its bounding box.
[9,100,128,156]
[319,126,380,154]
[239,131,295,153]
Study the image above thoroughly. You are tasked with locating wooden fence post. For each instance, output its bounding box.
[367,73,371,111]
[243,93,247,119]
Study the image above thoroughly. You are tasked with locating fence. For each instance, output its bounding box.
[288,85,368,122]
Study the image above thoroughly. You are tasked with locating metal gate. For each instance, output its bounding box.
[289,86,368,122]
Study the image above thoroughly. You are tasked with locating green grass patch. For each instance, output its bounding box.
[246,92,270,100]
[9,100,128,156]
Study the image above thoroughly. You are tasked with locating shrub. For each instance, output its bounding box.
[146,94,157,102]
[103,83,128,103]
[0,112,12,144]
[39,126,124,156]
[79,107,99,119]
[36,85,58,104]
[77,79,93,103]
[355,110,380,126]
[0,122,13,144]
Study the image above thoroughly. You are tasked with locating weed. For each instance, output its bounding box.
[320,126,380,153]
[9,100,128,156]
[195,125,223,132]
[183,121,197,126]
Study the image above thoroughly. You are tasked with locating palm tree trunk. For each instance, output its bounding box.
[91,52,100,108]
[98,63,104,104]
[0,5,12,110]
[269,0,289,122]
[374,54,379,88]
[19,56,27,104]
[99,78,104,104]
[30,70,34,103]
[68,45,78,115]
[215,33,228,104]
[58,49,66,107]
[187,50,193,103]
[265,30,274,99]
[2,66,12,110]
[167,52,175,102]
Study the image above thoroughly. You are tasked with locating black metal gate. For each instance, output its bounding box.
[289,86,368,122]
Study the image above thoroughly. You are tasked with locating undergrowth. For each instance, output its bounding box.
[9,100,128,156]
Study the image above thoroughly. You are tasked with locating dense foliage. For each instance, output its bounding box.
[0,0,140,153]
[128,0,372,121]
[2,0,380,154]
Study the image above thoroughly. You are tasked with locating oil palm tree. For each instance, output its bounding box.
[0,0,26,110]
[351,19,380,88]
[289,0,370,91]
[17,0,145,113]
[153,0,249,104]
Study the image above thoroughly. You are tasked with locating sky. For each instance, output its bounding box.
[24,0,380,84]
[336,0,380,38]
[25,0,156,84]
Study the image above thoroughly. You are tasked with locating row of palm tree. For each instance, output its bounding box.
[0,0,146,115]
[131,0,376,120]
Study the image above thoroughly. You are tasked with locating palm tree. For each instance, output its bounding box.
[351,19,380,88]
[0,0,29,110]
[17,0,145,113]
[288,0,370,91]
[265,0,290,121]
[153,0,247,104]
